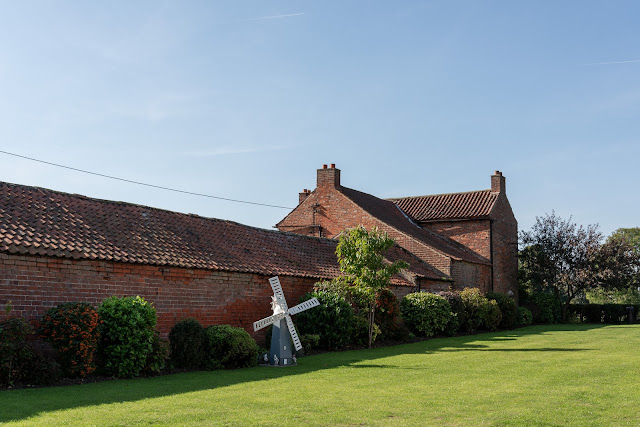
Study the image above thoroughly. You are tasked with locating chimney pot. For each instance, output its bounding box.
[317,165,341,189]
[330,163,335,169]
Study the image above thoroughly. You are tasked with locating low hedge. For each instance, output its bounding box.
[567,304,639,324]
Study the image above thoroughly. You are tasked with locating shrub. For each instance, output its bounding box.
[483,300,502,331]
[1,317,59,386]
[438,291,465,336]
[205,325,258,370]
[300,334,320,352]
[375,288,400,326]
[459,288,490,333]
[486,292,517,330]
[528,293,562,324]
[295,290,354,350]
[352,314,381,346]
[98,296,157,378]
[168,318,207,370]
[143,332,169,375]
[400,292,452,337]
[516,307,533,327]
[375,288,401,338]
[39,302,100,377]
[602,304,626,323]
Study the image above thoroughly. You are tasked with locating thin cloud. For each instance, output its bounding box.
[239,13,304,22]
[582,59,640,66]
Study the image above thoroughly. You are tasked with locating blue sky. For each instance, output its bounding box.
[1,1,638,237]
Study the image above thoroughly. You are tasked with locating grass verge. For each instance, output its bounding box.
[2,324,639,426]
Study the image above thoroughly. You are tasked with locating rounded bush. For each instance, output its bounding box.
[98,296,157,378]
[400,292,452,337]
[169,318,207,369]
[438,291,465,336]
[39,302,100,377]
[483,300,502,331]
[516,306,533,327]
[486,292,517,330]
[205,324,258,370]
[295,290,354,350]
[459,288,490,333]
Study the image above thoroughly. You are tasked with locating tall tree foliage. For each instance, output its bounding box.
[335,226,408,348]
[520,212,640,319]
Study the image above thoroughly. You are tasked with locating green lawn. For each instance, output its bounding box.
[2,324,639,426]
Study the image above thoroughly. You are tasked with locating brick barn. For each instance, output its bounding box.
[0,181,444,338]
[277,165,518,297]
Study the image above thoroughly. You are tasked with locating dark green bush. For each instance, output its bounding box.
[38,302,100,377]
[528,292,562,324]
[486,292,517,329]
[295,290,354,350]
[168,318,207,370]
[459,288,490,333]
[483,300,502,331]
[438,291,465,336]
[400,292,452,337]
[516,306,533,327]
[98,296,157,378]
[143,332,169,375]
[351,314,380,346]
[1,317,59,386]
[300,334,320,352]
[204,325,258,370]
[583,304,602,323]
[602,304,626,323]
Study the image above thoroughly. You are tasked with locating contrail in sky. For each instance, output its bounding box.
[240,13,304,22]
[583,59,640,66]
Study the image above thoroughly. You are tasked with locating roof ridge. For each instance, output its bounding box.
[386,188,492,201]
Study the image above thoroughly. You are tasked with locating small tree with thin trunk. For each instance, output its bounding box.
[335,226,408,348]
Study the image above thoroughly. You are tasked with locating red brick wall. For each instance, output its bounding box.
[490,195,518,299]
[0,252,420,344]
[421,219,491,260]
[0,252,321,342]
[450,261,492,293]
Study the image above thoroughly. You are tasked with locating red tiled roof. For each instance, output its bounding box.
[0,182,444,284]
[389,190,498,222]
[340,187,490,265]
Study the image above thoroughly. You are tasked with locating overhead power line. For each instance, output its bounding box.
[0,149,294,210]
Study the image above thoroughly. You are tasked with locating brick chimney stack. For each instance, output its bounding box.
[317,164,340,188]
[491,170,505,193]
[298,189,311,204]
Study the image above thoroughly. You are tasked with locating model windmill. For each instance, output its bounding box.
[253,276,319,366]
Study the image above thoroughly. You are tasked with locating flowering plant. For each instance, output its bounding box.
[39,302,100,377]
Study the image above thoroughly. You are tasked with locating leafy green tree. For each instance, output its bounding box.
[334,226,408,348]
[520,213,640,320]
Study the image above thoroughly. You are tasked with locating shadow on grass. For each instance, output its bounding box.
[0,323,610,423]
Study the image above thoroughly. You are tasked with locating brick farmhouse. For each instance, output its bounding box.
[0,166,517,338]
[277,165,518,297]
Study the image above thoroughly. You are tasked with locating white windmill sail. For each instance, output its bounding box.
[253,276,320,353]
